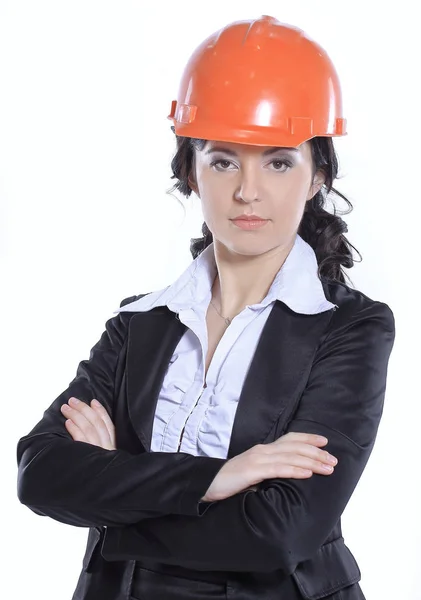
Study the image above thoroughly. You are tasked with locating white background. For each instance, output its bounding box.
[1,1,419,598]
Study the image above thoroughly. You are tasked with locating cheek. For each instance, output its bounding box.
[276,173,311,205]
[270,181,309,222]
[273,203,304,227]
[197,178,227,219]
[200,197,226,225]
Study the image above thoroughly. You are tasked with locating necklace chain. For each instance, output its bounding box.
[210,273,232,325]
[209,298,232,326]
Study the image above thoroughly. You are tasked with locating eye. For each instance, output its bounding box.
[209,159,293,172]
[210,159,234,171]
[270,160,292,171]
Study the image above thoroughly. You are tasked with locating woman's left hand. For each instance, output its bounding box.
[60,397,116,450]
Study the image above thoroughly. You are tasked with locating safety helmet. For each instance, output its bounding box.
[168,15,347,147]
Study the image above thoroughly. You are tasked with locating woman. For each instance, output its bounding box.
[16,15,395,600]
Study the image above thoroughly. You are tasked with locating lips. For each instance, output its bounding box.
[231,218,268,230]
[232,217,267,222]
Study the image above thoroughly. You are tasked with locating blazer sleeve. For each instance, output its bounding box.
[16,295,227,528]
[100,300,396,575]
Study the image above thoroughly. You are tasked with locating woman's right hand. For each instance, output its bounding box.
[200,432,338,502]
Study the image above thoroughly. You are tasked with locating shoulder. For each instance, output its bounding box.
[119,293,151,308]
[110,293,153,325]
[321,278,395,336]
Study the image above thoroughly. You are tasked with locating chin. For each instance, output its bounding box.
[219,239,275,257]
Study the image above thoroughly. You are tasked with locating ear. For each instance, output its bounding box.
[188,171,200,197]
[306,170,325,200]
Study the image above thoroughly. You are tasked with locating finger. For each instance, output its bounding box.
[68,399,114,450]
[292,442,337,465]
[277,452,335,475]
[68,398,113,447]
[276,433,328,446]
[64,419,87,443]
[250,456,313,482]
[91,399,116,447]
[255,448,335,478]
[61,402,103,447]
[270,440,336,465]
[253,455,315,480]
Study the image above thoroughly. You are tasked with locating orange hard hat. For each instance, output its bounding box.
[168,15,347,147]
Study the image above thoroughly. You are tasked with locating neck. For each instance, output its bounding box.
[211,236,296,316]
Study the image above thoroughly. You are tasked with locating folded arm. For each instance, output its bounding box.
[16,296,226,528]
[101,301,395,574]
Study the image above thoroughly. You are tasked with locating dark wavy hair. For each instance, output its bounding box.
[167,127,362,286]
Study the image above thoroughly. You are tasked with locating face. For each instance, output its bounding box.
[188,140,325,256]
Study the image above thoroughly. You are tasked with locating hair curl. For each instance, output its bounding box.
[167,127,361,286]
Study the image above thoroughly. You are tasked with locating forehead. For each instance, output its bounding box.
[202,140,307,156]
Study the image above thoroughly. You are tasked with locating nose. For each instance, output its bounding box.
[234,168,261,203]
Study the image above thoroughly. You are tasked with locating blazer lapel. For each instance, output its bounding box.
[126,302,335,458]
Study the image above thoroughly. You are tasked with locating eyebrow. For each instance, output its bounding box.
[205,145,299,156]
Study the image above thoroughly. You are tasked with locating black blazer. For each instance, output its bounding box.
[16,278,395,600]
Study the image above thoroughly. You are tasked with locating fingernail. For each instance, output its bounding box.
[69,397,79,405]
[91,399,100,407]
